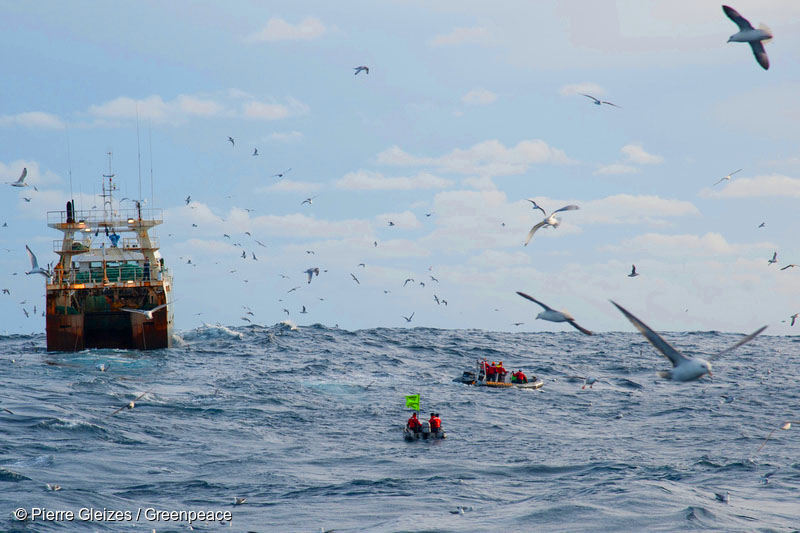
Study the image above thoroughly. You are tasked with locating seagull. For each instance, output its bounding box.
[516,291,593,335]
[358,263,366,268]
[756,421,799,453]
[611,300,767,381]
[272,168,291,178]
[253,148,258,156]
[373,241,378,247]
[387,221,395,226]
[46,483,61,491]
[25,245,52,278]
[301,196,317,205]
[350,273,360,284]
[354,66,369,75]
[228,136,235,146]
[714,491,730,503]
[570,376,598,389]
[526,199,546,216]
[8,168,28,187]
[780,264,798,271]
[2,289,8,294]
[283,308,290,315]
[402,312,414,323]
[524,205,580,245]
[403,278,414,287]
[434,295,440,305]
[758,222,765,228]
[305,267,320,283]
[789,313,799,326]
[234,497,246,505]
[288,286,301,293]
[512,322,524,326]
[185,196,191,205]
[580,94,620,108]
[120,302,173,320]
[768,252,778,265]
[22,197,31,202]
[23,308,29,318]
[255,240,266,247]
[723,5,772,70]
[300,305,308,314]
[628,265,640,278]
[241,250,246,259]
[252,252,257,261]
[713,169,742,186]
[109,389,153,417]
[241,316,251,323]
[430,275,439,282]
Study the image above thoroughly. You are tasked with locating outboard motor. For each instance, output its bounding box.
[421,420,431,439]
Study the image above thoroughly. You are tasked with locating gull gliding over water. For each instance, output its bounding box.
[628,265,640,278]
[121,302,172,320]
[353,66,369,75]
[516,291,593,335]
[580,94,620,108]
[610,300,767,382]
[723,5,772,70]
[524,204,579,245]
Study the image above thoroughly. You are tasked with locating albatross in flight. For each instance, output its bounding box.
[611,300,766,381]
[723,5,772,70]
[516,291,593,335]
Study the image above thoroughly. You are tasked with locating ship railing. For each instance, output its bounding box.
[121,237,159,250]
[51,238,159,253]
[47,208,163,226]
[51,265,167,287]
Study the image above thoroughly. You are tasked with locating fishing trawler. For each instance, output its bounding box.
[45,158,173,351]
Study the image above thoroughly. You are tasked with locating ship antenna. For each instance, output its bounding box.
[136,104,142,204]
[102,151,116,220]
[65,124,74,200]
[148,120,154,207]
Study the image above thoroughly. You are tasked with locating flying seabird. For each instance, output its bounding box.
[25,245,51,278]
[526,199,546,216]
[301,196,317,205]
[516,291,593,335]
[234,497,246,505]
[628,265,640,278]
[403,312,414,323]
[228,136,235,146]
[524,204,580,245]
[780,264,798,271]
[768,252,778,265]
[713,168,742,186]
[789,313,799,326]
[353,66,369,75]
[758,222,765,228]
[403,278,414,287]
[611,300,766,381]
[253,148,258,156]
[350,273,360,284]
[305,267,320,283]
[723,5,772,70]
[300,305,308,314]
[272,168,291,178]
[8,168,28,187]
[756,421,799,453]
[109,389,153,417]
[120,302,172,320]
[580,94,620,108]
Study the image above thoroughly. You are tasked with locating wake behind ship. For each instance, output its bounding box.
[45,171,173,351]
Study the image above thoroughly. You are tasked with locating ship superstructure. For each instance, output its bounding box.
[45,160,173,351]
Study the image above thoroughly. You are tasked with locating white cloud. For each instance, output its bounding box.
[267,131,304,143]
[335,170,453,191]
[603,232,771,258]
[376,139,573,176]
[0,111,64,129]
[699,174,800,199]
[461,88,497,105]
[245,17,326,43]
[86,92,307,125]
[579,194,699,225]
[559,82,605,97]
[594,163,639,175]
[621,143,663,165]
[430,27,489,47]
[258,180,323,194]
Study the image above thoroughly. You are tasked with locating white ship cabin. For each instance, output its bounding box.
[47,203,170,289]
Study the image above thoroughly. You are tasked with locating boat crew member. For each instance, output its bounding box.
[496,361,507,383]
[487,362,497,382]
[143,257,151,281]
[407,412,422,433]
[511,370,528,383]
[429,413,441,432]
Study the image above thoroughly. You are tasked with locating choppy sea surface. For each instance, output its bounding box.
[1,325,799,532]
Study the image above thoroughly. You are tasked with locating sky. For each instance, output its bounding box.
[2,0,800,336]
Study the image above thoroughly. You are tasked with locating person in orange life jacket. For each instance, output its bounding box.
[407,412,422,433]
[496,361,507,382]
[511,370,528,383]
[487,362,497,382]
[429,412,441,432]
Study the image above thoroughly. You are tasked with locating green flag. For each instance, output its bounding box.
[405,394,420,411]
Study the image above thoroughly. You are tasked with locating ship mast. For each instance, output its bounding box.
[101,151,116,222]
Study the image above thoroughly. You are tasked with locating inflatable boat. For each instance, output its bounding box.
[453,369,544,390]
[403,420,447,441]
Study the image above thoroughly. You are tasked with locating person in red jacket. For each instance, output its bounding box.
[487,362,497,382]
[429,412,441,432]
[512,370,528,383]
[407,412,422,433]
[496,361,507,383]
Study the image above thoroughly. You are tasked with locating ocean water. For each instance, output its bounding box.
[1,325,799,532]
